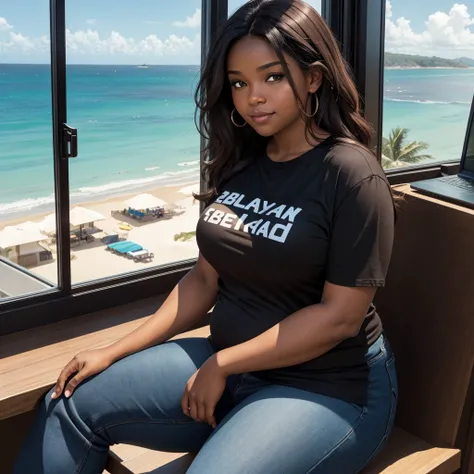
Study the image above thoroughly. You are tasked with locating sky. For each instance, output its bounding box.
[0,0,473,64]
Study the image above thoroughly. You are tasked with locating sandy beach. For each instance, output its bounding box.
[0,183,201,285]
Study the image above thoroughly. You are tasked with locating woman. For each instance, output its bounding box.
[14,1,398,472]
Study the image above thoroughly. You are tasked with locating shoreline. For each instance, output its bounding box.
[0,182,200,230]
[0,171,201,226]
[0,181,201,284]
[384,66,473,70]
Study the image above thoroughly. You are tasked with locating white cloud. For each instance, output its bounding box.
[86,19,97,26]
[173,9,201,28]
[0,16,13,31]
[0,15,199,62]
[66,28,200,58]
[385,1,474,58]
[9,32,36,51]
[0,28,48,56]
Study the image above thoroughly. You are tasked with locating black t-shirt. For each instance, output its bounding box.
[196,138,395,405]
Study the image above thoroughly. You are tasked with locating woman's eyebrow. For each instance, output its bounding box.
[227,61,283,75]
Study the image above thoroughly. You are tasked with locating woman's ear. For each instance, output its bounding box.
[307,66,323,93]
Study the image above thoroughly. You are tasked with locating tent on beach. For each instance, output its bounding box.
[0,222,51,267]
[38,207,106,234]
[124,193,167,210]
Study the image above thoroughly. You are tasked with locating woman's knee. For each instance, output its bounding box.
[54,339,214,427]
[40,369,110,433]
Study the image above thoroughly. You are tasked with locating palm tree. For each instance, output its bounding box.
[381,127,433,169]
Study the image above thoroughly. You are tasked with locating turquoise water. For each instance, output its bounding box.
[0,64,472,219]
[383,68,473,161]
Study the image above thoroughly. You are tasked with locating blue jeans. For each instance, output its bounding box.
[13,333,397,474]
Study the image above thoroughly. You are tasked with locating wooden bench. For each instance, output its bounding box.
[0,185,473,473]
[0,295,208,473]
[104,426,462,474]
[0,299,462,474]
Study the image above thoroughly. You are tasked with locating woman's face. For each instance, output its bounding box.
[226,36,320,137]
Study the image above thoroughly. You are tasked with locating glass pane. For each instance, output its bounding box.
[0,4,58,300]
[229,0,321,15]
[65,2,201,284]
[382,1,473,170]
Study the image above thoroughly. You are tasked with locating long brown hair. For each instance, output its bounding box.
[194,0,386,205]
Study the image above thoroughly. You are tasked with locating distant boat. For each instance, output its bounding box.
[137,64,150,69]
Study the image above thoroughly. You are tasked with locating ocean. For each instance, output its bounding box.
[0,64,473,220]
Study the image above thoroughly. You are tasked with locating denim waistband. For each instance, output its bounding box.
[366,332,392,365]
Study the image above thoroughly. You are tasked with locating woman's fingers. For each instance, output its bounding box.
[51,360,79,399]
[181,393,190,417]
[188,399,199,422]
[63,366,89,398]
[197,400,207,424]
[181,393,198,421]
[205,403,217,429]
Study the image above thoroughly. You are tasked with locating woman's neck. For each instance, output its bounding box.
[267,121,330,163]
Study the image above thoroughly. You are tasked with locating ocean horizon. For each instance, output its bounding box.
[1,63,473,221]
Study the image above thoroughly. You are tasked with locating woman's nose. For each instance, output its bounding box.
[248,89,267,105]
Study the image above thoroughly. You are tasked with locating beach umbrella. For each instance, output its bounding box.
[38,207,106,234]
[69,206,105,227]
[37,214,56,234]
[124,193,167,210]
[17,221,45,234]
[0,223,47,258]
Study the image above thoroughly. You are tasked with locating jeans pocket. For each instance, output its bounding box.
[384,355,398,438]
[367,336,386,367]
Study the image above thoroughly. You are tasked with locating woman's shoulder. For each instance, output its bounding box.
[321,139,388,189]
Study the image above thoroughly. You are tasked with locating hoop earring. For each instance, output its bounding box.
[302,93,319,118]
[231,108,247,128]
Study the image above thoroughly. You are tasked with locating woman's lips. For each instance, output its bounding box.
[250,113,275,124]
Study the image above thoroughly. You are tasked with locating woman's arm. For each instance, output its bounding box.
[104,253,218,364]
[214,282,375,376]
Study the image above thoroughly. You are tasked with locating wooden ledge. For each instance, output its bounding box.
[393,183,474,217]
[0,294,209,420]
[105,427,460,474]
[362,427,461,474]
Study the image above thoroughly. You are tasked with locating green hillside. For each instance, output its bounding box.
[456,56,474,67]
[384,52,469,68]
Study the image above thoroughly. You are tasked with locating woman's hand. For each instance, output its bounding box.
[51,348,114,399]
[181,354,227,429]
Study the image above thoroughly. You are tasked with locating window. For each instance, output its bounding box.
[382,0,474,170]
[64,1,202,284]
[0,5,58,300]
[0,2,203,291]
[4,0,340,333]
[229,0,321,15]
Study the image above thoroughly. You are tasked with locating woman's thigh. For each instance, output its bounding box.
[58,337,220,452]
[187,337,397,474]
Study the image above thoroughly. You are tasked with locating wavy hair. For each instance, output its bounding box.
[194,0,383,204]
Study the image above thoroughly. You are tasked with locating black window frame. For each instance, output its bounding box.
[0,0,227,335]
[1,0,462,335]
[323,0,464,180]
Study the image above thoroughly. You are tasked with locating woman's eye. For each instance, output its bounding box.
[230,80,245,89]
[267,73,284,83]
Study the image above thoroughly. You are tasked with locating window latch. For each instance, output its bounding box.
[63,124,78,158]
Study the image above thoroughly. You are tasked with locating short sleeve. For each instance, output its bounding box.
[326,175,395,287]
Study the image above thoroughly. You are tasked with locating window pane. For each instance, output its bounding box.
[229,0,321,15]
[0,4,58,300]
[61,2,201,284]
[382,1,473,170]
